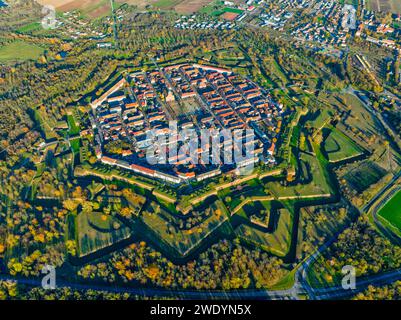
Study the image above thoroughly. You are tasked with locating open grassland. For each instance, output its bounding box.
[343,160,387,194]
[0,41,44,64]
[76,211,132,257]
[323,126,365,163]
[140,199,230,257]
[16,22,42,33]
[266,144,333,199]
[67,114,80,136]
[32,107,59,142]
[236,208,293,257]
[378,190,401,231]
[174,0,213,14]
[307,109,334,134]
[367,0,401,14]
[322,91,401,173]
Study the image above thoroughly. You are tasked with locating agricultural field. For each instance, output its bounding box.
[16,22,42,33]
[37,0,128,18]
[37,0,214,15]
[367,0,401,14]
[378,190,401,231]
[169,0,213,13]
[37,0,105,17]
[0,40,44,64]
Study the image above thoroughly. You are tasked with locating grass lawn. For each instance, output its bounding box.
[220,179,266,212]
[323,126,364,163]
[32,107,58,142]
[141,199,229,256]
[378,190,401,231]
[67,114,80,136]
[306,256,343,289]
[70,138,81,154]
[343,161,387,194]
[153,0,181,9]
[306,108,333,132]
[268,268,295,290]
[199,0,224,14]
[221,7,244,14]
[266,143,333,199]
[236,208,293,257]
[0,41,44,64]
[16,22,42,33]
[76,211,132,257]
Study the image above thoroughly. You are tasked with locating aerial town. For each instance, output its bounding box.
[1,0,401,305]
[93,64,282,185]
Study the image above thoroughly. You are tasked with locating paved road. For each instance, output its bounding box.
[2,263,401,300]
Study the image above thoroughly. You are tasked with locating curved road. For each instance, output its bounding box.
[2,255,401,300]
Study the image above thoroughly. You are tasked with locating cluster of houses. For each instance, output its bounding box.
[174,16,238,30]
[360,9,400,36]
[92,64,283,185]
[356,10,401,51]
[55,11,106,40]
[290,1,349,47]
[258,0,306,30]
[174,0,263,30]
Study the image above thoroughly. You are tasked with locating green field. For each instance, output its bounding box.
[219,179,266,211]
[70,138,81,154]
[266,141,333,199]
[16,22,42,33]
[153,0,182,9]
[0,41,44,64]
[378,190,401,231]
[323,127,364,163]
[236,208,293,257]
[339,0,359,7]
[140,200,229,257]
[343,161,387,193]
[200,1,244,16]
[307,108,333,132]
[32,107,59,142]
[76,211,132,257]
[67,114,80,136]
